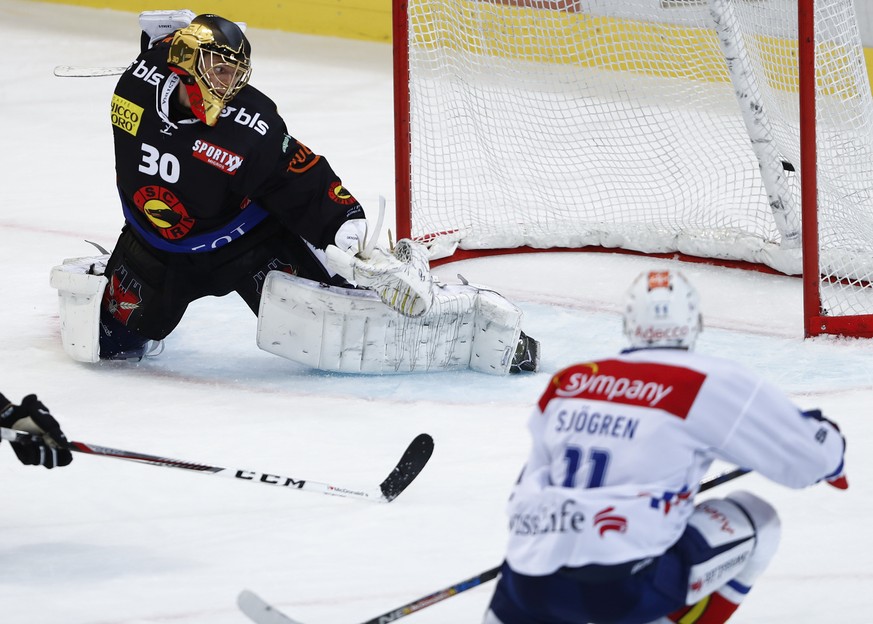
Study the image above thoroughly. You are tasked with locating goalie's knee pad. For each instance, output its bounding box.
[683,492,780,607]
[50,256,109,363]
[725,491,781,590]
[684,497,757,605]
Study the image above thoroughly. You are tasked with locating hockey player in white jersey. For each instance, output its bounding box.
[483,269,848,624]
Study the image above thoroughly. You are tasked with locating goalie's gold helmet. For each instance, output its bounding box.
[167,14,251,126]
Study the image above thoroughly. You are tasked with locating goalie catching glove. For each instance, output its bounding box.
[0,394,73,469]
[326,239,435,317]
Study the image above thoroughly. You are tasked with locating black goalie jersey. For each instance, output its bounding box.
[110,38,365,255]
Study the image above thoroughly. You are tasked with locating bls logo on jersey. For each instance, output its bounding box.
[131,60,164,86]
[111,95,144,137]
[133,185,195,240]
[219,106,269,136]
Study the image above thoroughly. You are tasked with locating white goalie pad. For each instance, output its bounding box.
[49,255,109,363]
[256,272,523,375]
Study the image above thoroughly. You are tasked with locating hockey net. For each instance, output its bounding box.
[393,0,873,336]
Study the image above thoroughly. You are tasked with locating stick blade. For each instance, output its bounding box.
[238,590,303,624]
[53,65,126,77]
[379,433,435,502]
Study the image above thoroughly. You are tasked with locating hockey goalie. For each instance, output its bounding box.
[51,238,539,376]
[48,10,539,376]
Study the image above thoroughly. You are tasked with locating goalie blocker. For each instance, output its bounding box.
[50,250,540,375]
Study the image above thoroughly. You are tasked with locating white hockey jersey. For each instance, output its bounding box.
[505,348,845,576]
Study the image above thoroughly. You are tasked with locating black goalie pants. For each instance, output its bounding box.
[98,220,342,359]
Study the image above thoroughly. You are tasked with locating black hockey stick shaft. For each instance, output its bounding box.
[0,427,433,504]
[360,466,750,623]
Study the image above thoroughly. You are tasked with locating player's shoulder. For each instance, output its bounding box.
[538,352,712,416]
[218,84,284,137]
[118,41,172,87]
[621,347,757,384]
[200,91,282,153]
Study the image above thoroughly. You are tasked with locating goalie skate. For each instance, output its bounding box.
[510,331,540,374]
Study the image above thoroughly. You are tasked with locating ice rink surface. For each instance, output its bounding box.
[1,1,871,622]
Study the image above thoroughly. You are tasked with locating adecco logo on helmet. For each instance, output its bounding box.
[634,325,691,343]
[111,95,144,137]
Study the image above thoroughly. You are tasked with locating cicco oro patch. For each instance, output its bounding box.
[132,185,195,240]
[111,94,144,137]
[328,182,358,206]
[192,139,243,175]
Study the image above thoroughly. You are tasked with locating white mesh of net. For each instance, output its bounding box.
[405,0,873,319]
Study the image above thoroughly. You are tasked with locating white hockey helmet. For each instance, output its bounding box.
[623,269,702,350]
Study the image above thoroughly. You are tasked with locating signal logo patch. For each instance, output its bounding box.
[328,182,357,206]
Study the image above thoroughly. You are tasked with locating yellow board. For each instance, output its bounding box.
[30,0,393,42]
[26,0,873,94]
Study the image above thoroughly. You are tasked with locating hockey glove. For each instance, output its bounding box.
[802,409,848,490]
[334,218,368,254]
[138,9,196,48]
[326,239,435,317]
[0,394,73,469]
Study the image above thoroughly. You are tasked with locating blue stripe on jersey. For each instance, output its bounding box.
[120,192,269,253]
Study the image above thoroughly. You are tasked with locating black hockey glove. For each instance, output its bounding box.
[0,394,73,469]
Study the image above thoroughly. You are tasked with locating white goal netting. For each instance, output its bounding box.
[403,0,873,321]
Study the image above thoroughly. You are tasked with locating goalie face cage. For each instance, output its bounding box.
[393,0,873,338]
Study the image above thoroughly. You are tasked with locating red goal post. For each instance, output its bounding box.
[393,0,873,338]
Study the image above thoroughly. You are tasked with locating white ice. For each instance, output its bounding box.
[1,1,871,623]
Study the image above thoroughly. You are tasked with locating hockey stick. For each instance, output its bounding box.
[237,466,750,624]
[53,65,127,77]
[0,427,434,503]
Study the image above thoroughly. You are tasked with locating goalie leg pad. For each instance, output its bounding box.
[683,497,758,605]
[723,491,781,589]
[49,255,110,363]
[468,289,523,375]
[256,272,523,375]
